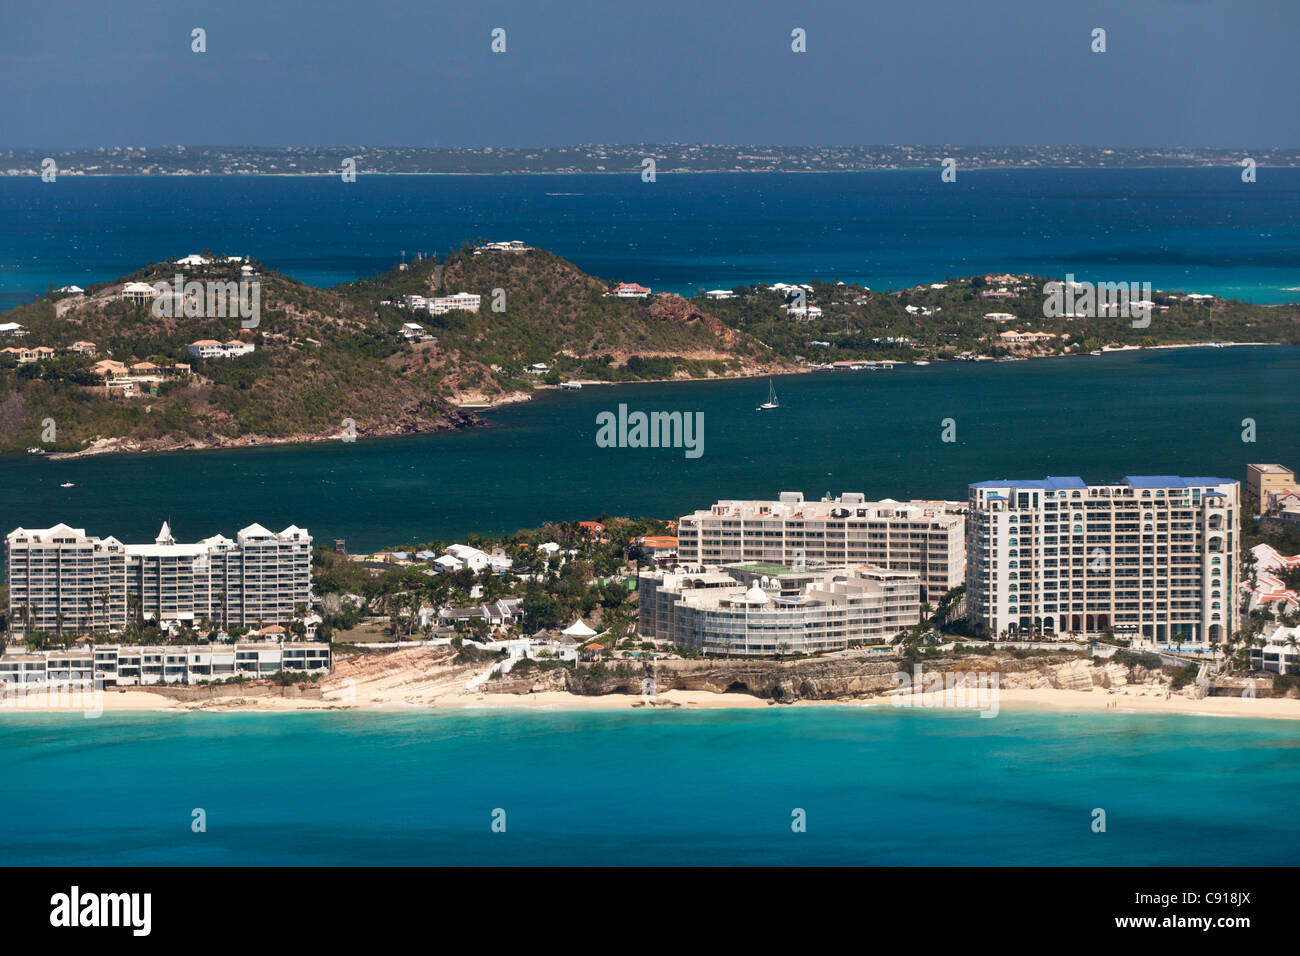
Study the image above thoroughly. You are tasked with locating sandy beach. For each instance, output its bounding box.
[7,681,1300,720]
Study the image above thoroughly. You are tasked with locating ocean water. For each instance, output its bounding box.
[3,346,1297,553]
[2,168,1300,312]
[1,708,1297,866]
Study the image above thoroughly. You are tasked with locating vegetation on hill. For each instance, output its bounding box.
[694,275,1300,365]
[2,243,1298,455]
[333,244,775,395]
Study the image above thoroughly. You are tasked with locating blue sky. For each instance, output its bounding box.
[1,0,1296,148]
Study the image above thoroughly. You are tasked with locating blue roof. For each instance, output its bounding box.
[1124,476,1234,489]
[970,477,1087,490]
[973,475,1236,493]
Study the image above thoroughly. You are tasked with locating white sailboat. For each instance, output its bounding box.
[756,379,779,411]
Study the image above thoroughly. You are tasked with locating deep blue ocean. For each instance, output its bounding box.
[2,168,1299,311]
[2,708,1298,866]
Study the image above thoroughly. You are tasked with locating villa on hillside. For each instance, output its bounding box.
[474,240,530,254]
[120,281,159,304]
[399,322,437,343]
[0,322,28,337]
[609,282,651,298]
[999,330,1057,347]
[188,340,255,359]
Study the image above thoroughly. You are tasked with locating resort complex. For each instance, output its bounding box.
[676,492,965,600]
[966,476,1240,643]
[638,563,921,656]
[5,522,312,639]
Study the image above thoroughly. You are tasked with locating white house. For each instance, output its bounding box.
[121,281,159,304]
[188,340,255,359]
[0,322,27,338]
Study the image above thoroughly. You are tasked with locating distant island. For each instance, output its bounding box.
[3,144,1300,177]
[1,242,1297,457]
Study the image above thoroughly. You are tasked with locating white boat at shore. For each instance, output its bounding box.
[560,381,583,390]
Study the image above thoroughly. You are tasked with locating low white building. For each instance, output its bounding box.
[0,322,27,337]
[188,339,255,359]
[474,240,530,254]
[0,642,330,688]
[1250,626,1300,675]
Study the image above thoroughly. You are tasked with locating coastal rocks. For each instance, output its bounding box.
[1048,659,1096,692]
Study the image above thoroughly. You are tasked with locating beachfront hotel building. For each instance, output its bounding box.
[676,492,965,601]
[966,476,1239,644]
[638,564,920,656]
[5,522,312,638]
[0,642,331,688]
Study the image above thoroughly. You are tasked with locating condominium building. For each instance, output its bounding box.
[1246,463,1295,515]
[676,492,965,601]
[5,522,312,638]
[0,642,331,688]
[966,476,1239,644]
[638,563,920,656]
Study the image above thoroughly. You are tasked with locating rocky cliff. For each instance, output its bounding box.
[484,653,1174,703]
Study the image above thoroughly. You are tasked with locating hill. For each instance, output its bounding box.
[0,246,780,455]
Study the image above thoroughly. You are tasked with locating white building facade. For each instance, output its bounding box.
[639,564,920,656]
[676,492,965,601]
[6,522,312,638]
[966,476,1239,644]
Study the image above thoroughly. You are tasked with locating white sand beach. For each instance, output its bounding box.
[8,680,1300,720]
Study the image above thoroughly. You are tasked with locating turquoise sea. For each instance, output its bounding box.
[2,708,1297,866]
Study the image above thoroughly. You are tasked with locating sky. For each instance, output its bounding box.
[0,0,1296,149]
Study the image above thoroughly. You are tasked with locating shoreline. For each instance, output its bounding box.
[6,165,1300,179]
[15,342,1292,462]
[7,684,1300,721]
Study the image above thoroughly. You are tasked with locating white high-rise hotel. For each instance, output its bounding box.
[5,522,312,638]
[966,476,1238,644]
[676,492,965,601]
